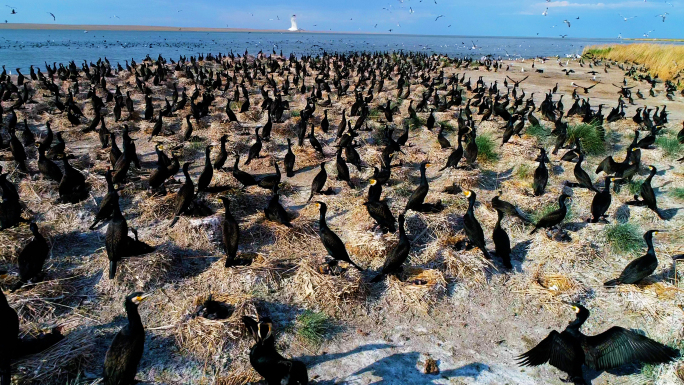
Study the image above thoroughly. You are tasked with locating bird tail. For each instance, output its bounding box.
[625,199,645,207]
[529,226,539,234]
[89,218,100,230]
[604,278,621,287]
[349,260,363,271]
[17,327,64,357]
[169,216,180,228]
[515,208,532,224]
[9,280,24,292]
[109,260,117,279]
[370,273,385,283]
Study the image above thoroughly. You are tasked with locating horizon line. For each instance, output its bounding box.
[0,22,655,41]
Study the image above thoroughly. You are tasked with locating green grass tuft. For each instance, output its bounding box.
[627,179,643,196]
[407,115,425,131]
[475,134,499,163]
[438,120,456,131]
[671,187,684,200]
[290,110,300,117]
[515,163,533,180]
[531,201,574,224]
[526,124,550,142]
[567,123,606,155]
[655,133,682,158]
[369,108,381,118]
[296,310,333,346]
[603,222,643,254]
[394,183,415,198]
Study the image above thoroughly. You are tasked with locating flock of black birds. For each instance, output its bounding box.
[0,47,682,385]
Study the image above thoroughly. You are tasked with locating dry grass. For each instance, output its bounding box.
[12,328,95,384]
[583,43,684,81]
[288,257,368,317]
[215,366,262,385]
[175,293,258,363]
[385,267,447,313]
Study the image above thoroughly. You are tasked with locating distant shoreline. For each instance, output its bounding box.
[0,23,368,34]
[623,38,684,42]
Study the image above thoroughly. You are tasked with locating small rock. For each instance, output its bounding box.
[424,357,439,375]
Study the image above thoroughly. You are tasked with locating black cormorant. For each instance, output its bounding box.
[518,303,678,384]
[314,201,362,270]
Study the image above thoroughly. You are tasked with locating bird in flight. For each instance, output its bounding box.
[409,7,414,13]
[542,8,548,16]
[656,13,668,22]
[563,20,571,27]
[47,11,55,20]
[619,14,637,21]
[560,34,568,38]
[643,30,654,37]
[5,5,16,14]
[435,15,444,21]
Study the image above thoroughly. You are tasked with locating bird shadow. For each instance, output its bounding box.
[658,207,680,220]
[476,168,513,191]
[510,239,533,271]
[311,351,494,385]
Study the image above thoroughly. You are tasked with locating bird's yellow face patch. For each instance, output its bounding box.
[132,294,149,304]
[654,231,659,236]
[369,179,377,186]
[572,306,580,313]
[158,144,164,150]
[649,166,654,170]
[425,163,432,167]
[463,190,472,198]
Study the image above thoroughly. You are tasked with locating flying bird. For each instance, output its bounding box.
[542,8,548,16]
[560,34,568,38]
[656,13,668,22]
[619,14,637,21]
[643,30,655,37]
[563,20,571,27]
[409,7,414,13]
[5,5,16,14]
[47,11,55,20]
[435,15,444,21]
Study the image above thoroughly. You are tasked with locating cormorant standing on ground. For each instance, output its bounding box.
[103,292,150,385]
[314,201,362,270]
[604,230,663,286]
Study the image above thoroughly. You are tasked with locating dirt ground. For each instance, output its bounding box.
[1,53,683,385]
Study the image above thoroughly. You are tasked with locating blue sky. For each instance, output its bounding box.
[4,0,682,38]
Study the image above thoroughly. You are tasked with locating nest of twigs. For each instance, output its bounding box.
[616,281,683,320]
[440,239,494,287]
[5,274,89,322]
[385,267,447,313]
[175,293,258,363]
[289,257,368,317]
[94,248,173,293]
[508,264,589,314]
[12,328,95,384]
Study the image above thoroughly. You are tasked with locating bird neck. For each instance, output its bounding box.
[645,233,656,256]
[125,302,144,331]
[496,210,504,226]
[420,165,427,185]
[318,209,328,229]
[603,179,612,193]
[567,312,588,329]
[466,194,476,214]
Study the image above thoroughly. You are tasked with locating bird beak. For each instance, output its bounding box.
[135,293,151,303]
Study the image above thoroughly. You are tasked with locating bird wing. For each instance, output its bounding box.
[518,331,578,373]
[584,327,679,371]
